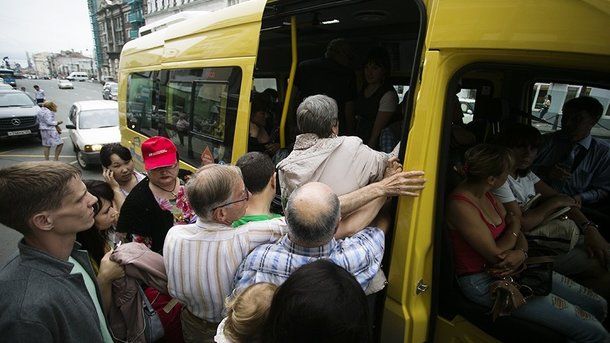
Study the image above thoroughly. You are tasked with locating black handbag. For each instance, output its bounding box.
[517,244,557,297]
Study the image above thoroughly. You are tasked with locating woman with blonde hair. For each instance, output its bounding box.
[37,101,63,160]
[215,283,277,343]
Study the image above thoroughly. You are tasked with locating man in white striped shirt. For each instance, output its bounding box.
[163,164,286,343]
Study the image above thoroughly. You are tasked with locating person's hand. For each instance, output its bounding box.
[378,170,425,197]
[548,164,571,182]
[55,126,62,134]
[572,195,583,208]
[583,226,609,268]
[489,250,526,277]
[384,157,403,178]
[98,250,124,284]
[102,168,121,192]
[56,121,63,125]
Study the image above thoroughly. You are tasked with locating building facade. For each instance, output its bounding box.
[95,0,147,80]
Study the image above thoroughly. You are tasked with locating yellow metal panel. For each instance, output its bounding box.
[428,0,610,56]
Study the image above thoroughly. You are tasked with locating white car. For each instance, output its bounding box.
[66,100,120,169]
[58,79,74,89]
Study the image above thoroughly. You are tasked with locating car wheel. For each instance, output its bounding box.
[76,150,89,169]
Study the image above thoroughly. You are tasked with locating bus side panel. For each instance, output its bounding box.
[428,0,610,56]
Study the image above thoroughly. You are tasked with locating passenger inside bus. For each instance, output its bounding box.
[447,144,609,342]
[493,124,610,302]
[293,38,358,136]
[355,47,399,149]
[248,92,280,156]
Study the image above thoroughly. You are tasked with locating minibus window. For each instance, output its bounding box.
[126,67,242,166]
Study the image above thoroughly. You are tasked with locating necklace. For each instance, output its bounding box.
[152,178,178,198]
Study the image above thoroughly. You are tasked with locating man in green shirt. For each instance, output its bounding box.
[233,152,281,227]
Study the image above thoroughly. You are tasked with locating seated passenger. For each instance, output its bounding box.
[447,144,608,342]
[262,260,370,343]
[355,47,399,149]
[492,124,610,300]
[233,182,386,294]
[249,94,279,156]
[533,96,610,238]
[214,283,277,343]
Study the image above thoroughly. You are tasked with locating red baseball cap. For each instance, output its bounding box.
[141,136,177,171]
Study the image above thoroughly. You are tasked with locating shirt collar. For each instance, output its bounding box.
[576,134,592,150]
[17,239,89,276]
[195,217,233,231]
[280,235,336,257]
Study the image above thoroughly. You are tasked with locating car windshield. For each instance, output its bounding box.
[79,109,119,129]
[0,92,35,107]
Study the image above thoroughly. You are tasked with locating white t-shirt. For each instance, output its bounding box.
[378,90,398,112]
[493,171,540,205]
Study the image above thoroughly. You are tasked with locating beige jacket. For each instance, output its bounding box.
[277,133,389,201]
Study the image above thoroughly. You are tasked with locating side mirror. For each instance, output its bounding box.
[66,124,76,129]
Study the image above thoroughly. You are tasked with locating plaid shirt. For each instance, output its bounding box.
[233,227,385,292]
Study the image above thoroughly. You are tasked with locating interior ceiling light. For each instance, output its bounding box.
[353,10,388,22]
[321,19,340,25]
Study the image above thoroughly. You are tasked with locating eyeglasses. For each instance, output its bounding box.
[212,187,249,210]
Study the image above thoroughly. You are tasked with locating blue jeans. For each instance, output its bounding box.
[458,272,609,343]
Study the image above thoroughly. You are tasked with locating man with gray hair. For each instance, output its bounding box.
[278,94,409,204]
[233,182,386,292]
[163,164,286,342]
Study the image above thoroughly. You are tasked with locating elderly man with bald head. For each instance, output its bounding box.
[233,182,386,292]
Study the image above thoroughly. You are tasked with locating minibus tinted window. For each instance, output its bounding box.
[126,67,242,166]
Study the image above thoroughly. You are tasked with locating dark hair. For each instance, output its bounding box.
[546,94,552,100]
[364,47,391,72]
[494,124,542,150]
[77,180,115,267]
[493,124,541,177]
[563,96,603,121]
[236,152,275,194]
[99,143,133,168]
[263,260,371,343]
[463,144,513,181]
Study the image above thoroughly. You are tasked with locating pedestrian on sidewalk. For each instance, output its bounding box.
[37,101,64,161]
[33,84,45,106]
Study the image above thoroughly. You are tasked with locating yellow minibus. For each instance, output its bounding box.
[119,0,610,341]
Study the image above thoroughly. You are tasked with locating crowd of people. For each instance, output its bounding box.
[0,49,609,342]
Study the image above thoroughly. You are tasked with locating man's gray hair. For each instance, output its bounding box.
[285,185,340,246]
[186,164,242,219]
[296,94,338,138]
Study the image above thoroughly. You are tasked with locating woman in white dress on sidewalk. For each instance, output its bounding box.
[37,101,63,161]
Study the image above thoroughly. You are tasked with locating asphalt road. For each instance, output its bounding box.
[0,79,109,265]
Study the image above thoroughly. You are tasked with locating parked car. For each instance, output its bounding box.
[57,79,74,89]
[101,76,116,85]
[0,83,14,90]
[66,100,120,169]
[0,90,40,140]
[102,82,118,100]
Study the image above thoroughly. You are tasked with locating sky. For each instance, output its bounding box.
[0,0,94,67]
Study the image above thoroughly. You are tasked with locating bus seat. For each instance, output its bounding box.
[439,221,566,342]
[467,97,510,143]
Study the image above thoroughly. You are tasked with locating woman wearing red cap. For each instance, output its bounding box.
[116,136,195,253]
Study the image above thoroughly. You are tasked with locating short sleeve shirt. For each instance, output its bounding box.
[493,171,540,205]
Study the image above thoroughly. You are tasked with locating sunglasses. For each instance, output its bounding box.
[212,187,249,210]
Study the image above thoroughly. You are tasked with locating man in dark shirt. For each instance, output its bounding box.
[0,162,123,342]
[294,38,358,136]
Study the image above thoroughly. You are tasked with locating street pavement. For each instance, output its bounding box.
[0,79,110,265]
